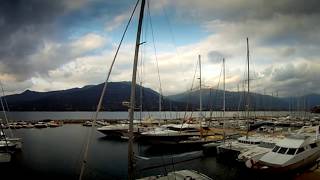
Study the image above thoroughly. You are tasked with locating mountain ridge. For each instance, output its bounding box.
[2,82,319,111]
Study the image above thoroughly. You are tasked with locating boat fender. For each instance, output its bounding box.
[245,159,252,168]
[246,159,257,168]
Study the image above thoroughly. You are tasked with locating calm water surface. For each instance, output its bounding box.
[1,111,295,121]
[1,124,299,180]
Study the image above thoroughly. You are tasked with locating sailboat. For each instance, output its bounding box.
[216,38,274,160]
[125,0,213,179]
[97,121,154,139]
[0,125,14,163]
[203,58,228,155]
[97,48,161,140]
[0,86,22,163]
[78,0,213,179]
[138,55,218,146]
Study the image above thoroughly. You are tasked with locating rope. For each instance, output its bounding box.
[182,60,198,120]
[0,118,9,152]
[159,0,188,92]
[78,1,140,179]
[0,80,13,137]
[204,59,223,137]
[147,1,163,113]
[0,81,11,113]
[209,59,223,118]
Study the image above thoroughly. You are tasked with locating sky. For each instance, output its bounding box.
[0,0,319,97]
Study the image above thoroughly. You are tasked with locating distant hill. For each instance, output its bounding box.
[2,82,319,111]
[3,82,183,111]
[168,89,287,111]
[281,94,320,111]
[168,89,320,111]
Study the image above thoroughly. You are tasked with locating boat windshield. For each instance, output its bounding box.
[287,148,297,155]
[296,147,305,154]
[278,147,288,154]
[272,146,280,152]
[310,143,317,149]
[272,146,298,155]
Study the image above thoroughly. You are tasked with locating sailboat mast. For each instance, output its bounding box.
[159,89,161,112]
[223,58,226,116]
[128,0,145,179]
[0,81,13,137]
[140,78,143,122]
[0,118,9,152]
[247,38,250,113]
[223,58,226,141]
[199,55,202,118]
[246,37,250,138]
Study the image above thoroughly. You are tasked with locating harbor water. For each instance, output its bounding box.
[1,124,315,180]
[0,111,297,121]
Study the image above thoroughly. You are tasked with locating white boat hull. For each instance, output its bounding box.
[249,146,320,173]
[7,138,22,149]
[137,170,213,180]
[0,152,11,163]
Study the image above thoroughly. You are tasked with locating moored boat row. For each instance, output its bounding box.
[202,125,320,175]
[1,120,63,129]
[0,130,22,163]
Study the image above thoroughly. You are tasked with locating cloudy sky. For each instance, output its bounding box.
[0,0,319,97]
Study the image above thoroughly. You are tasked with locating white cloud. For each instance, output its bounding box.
[104,0,170,32]
[254,61,320,96]
[63,0,89,11]
[105,12,130,32]
[71,33,107,53]
[2,0,320,97]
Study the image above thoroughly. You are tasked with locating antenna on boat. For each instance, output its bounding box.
[246,37,250,139]
[128,0,145,179]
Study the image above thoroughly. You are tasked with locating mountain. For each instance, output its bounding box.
[3,82,183,111]
[168,89,320,111]
[2,82,319,111]
[281,94,320,111]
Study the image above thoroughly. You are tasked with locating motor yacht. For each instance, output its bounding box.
[247,126,320,173]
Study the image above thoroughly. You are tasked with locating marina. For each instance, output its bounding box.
[0,0,320,179]
[1,119,320,179]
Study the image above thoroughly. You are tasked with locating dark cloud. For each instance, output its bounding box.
[207,50,230,64]
[0,0,71,52]
[281,47,296,57]
[173,0,320,48]
[271,63,300,82]
[0,0,68,80]
[58,1,132,32]
[260,0,320,17]
[173,0,320,22]
[0,0,319,96]
[0,0,133,81]
[260,62,320,96]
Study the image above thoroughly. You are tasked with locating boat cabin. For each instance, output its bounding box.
[271,135,320,156]
[237,137,261,145]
